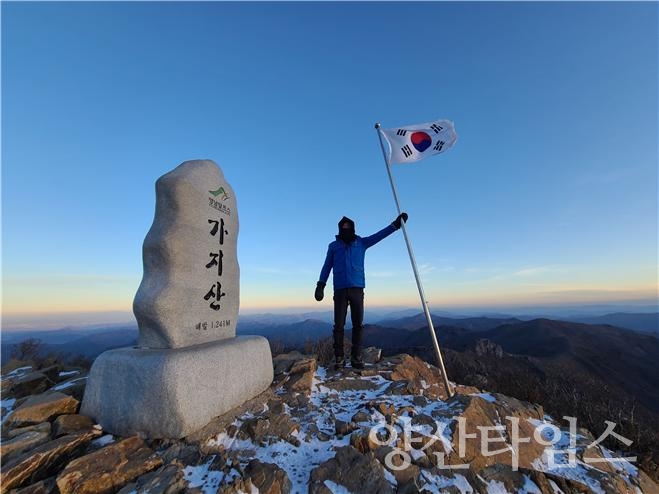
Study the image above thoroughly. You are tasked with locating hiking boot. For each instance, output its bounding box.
[350,357,365,370]
[334,356,345,371]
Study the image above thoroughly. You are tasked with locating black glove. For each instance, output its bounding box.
[314,281,326,301]
[393,212,408,230]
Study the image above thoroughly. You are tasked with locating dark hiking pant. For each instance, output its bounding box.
[332,287,364,360]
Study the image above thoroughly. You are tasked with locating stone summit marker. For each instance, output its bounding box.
[81,160,273,438]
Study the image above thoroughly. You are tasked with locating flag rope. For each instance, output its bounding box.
[375,122,454,398]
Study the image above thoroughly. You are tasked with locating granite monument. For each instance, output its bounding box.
[81,160,273,438]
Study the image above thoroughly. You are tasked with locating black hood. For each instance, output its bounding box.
[336,216,356,243]
[338,216,355,232]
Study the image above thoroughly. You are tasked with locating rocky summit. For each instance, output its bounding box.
[1,350,658,493]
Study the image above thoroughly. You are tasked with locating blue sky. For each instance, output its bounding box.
[2,2,657,321]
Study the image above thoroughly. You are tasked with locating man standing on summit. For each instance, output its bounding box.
[315,213,408,370]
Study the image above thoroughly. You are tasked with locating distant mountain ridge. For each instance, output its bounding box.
[375,313,525,332]
[361,317,659,411]
[1,327,138,362]
[567,312,658,334]
[236,318,332,347]
[376,311,658,335]
[3,311,655,363]
[1,323,138,345]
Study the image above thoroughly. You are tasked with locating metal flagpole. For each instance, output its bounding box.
[374,122,454,398]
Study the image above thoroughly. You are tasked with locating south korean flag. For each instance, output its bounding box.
[380,119,458,165]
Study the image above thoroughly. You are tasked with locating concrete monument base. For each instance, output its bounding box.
[81,336,273,439]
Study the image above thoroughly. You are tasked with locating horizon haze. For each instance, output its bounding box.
[2,300,658,333]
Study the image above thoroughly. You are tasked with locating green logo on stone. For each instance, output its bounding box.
[209,186,229,201]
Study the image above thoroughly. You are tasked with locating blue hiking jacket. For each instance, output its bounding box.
[319,224,397,290]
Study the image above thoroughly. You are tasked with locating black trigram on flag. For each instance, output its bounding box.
[396,129,408,136]
[401,145,413,157]
[433,140,445,152]
[430,124,443,134]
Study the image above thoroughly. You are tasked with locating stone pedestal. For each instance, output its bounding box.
[81,336,273,438]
